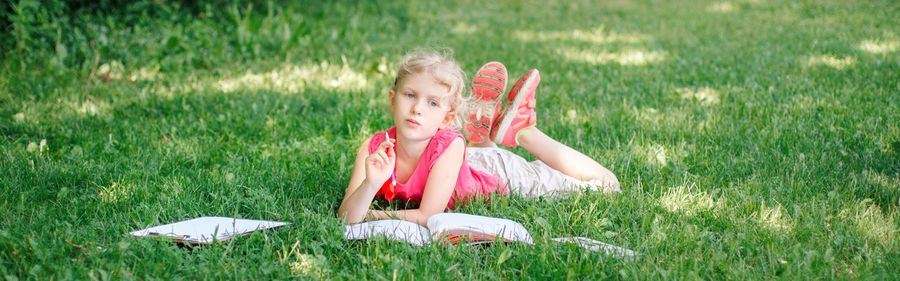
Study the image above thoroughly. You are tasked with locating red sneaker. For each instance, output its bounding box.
[491,69,540,147]
[464,62,507,143]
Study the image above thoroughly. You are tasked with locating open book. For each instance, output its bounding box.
[344,213,533,246]
[344,213,641,260]
[130,216,290,244]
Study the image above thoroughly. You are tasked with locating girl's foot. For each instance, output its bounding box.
[491,69,540,147]
[464,62,507,144]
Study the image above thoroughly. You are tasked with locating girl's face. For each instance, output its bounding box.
[389,72,456,143]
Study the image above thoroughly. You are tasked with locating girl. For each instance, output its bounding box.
[337,51,620,225]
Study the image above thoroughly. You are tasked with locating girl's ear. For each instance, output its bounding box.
[388,90,395,110]
[440,110,457,129]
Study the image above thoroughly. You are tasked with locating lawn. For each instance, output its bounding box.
[1,0,898,279]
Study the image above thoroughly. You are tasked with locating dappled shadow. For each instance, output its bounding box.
[655,179,797,236]
[1,57,402,234]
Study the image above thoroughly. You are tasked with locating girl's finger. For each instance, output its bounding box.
[378,139,393,150]
[376,150,389,165]
[370,152,386,165]
[385,143,395,159]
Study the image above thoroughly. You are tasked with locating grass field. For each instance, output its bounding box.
[1,0,899,279]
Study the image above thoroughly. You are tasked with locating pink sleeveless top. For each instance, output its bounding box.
[368,127,506,209]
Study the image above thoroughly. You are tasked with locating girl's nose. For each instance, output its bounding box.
[411,100,424,115]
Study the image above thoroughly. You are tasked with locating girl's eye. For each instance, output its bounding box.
[406,93,414,98]
[429,101,439,107]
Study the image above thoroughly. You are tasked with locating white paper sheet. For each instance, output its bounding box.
[130,216,290,244]
[343,220,431,246]
[427,213,534,244]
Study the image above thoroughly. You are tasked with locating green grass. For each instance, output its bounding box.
[2,0,899,279]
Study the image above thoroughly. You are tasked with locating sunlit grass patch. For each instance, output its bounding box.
[98,181,131,204]
[9,106,43,127]
[215,61,382,95]
[288,253,329,277]
[753,202,794,234]
[559,109,586,125]
[163,136,202,159]
[72,99,113,119]
[127,64,163,82]
[559,48,665,66]
[628,105,708,135]
[646,216,706,247]
[677,87,720,106]
[648,217,670,244]
[10,94,122,128]
[649,144,670,167]
[94,61,127,82]
[857,39,899,54]
[25,139,48,156]
[13,112,25,123]
[805,55,856,70]
[844,200,898,251]
[513,29,650,45]
[861,170,900,199]
[452,22,477,35]
[659,183,721,216]
[628,140,692,169]
[633,106,663,125]
[155,176,186,203]
[556,106,610,128]
[279,240,330,278]
[706,2,737,13]
[783,94,828,111]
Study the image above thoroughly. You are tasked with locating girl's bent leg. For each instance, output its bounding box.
[468,141,498,148]
[517,127,620,187]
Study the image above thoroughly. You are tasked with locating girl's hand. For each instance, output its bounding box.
[365,138,396,185]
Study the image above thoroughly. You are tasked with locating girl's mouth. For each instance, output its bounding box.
[405,119,420,126]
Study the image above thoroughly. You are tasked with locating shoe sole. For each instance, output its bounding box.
[492,70,539,145]
[471,63,507,101]
[466,62,507,143]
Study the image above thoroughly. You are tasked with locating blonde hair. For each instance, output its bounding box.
[391,50,468,129]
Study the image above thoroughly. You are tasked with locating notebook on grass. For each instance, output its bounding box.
[130,216,290,244]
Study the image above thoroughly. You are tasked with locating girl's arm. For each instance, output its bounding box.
[366,137,465,225]
[337,139,380,224]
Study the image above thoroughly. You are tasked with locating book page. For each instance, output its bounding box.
[130,216,290,244]
[343,220,431,246]
[426,213,533,244]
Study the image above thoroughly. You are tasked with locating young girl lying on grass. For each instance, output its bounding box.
[338,50,620,225]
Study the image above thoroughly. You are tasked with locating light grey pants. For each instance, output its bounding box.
[466,147,621,197]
